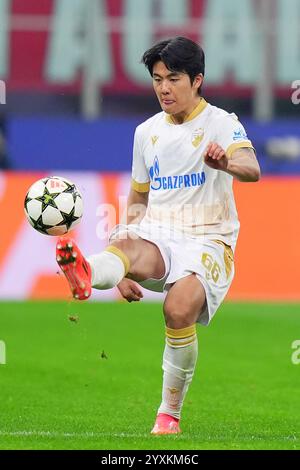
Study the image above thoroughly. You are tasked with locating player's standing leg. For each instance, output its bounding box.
[151,274,205,435]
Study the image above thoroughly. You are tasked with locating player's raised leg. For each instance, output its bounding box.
[56,235,165,300]
[151,274,205,435]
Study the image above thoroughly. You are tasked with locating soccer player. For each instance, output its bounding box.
[56,37,260,435]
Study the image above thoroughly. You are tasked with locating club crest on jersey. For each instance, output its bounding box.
[149,156,205,191]
[191,128,204,148]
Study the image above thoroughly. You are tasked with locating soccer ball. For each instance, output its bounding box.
[24,176,83,236]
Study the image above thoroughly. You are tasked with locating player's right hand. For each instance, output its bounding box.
[117,278,143,302]
[203,142,228,171]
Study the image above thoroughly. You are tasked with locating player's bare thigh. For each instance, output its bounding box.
[110,236,165,281]
[163,274,206,329]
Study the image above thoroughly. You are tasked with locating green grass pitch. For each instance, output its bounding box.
[0,300,299,450]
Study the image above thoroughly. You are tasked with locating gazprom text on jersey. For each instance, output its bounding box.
[151,171,206,191]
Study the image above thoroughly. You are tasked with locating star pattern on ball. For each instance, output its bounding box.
[35,187,60,211]
[56,205,81,230]
[24,177,83,236]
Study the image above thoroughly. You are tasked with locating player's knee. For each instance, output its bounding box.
[163,300,196,329]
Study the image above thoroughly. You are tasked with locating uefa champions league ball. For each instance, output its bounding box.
[24,176,83,236]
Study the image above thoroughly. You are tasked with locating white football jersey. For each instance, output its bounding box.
[131,99,254,250]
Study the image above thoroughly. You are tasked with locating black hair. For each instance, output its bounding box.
[141,36,205,95]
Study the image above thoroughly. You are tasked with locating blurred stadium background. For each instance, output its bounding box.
[0,0,300,450]
[0,0,299,301]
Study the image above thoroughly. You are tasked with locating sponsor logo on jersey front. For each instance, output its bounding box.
[149,156,206,191]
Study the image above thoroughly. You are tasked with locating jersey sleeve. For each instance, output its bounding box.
[216,114,255,159]
[131,127,150,193]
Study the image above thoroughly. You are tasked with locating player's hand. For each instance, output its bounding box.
[203,142,228,171]
[117,278,143,302]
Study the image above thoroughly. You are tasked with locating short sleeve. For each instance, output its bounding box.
[131,127,150,193]
[216,114,255,159]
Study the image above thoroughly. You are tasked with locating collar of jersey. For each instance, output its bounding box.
[165,98,208,124]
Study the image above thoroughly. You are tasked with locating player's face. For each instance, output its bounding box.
[152,61,203,120]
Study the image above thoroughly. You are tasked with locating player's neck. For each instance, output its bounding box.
[169,97,203,125]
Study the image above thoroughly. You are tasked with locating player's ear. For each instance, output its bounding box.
[193,74,203,92]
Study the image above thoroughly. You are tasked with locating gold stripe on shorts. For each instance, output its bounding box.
[213,240,234,279]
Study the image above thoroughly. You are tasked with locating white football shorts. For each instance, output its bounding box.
[109,223,235,326]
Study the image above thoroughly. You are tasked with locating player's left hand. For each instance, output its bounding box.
[203,142,228,171]
[117,278,143,302]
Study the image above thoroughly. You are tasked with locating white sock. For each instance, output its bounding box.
[87,246,130,290]
[158,325,198,420]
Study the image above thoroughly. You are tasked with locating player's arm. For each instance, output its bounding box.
[127,126,150,223]
[117,127,149,301]
[117,187,148,302]
[226,147,261,182]
[125,186,149,225]
[204,143,261,182]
